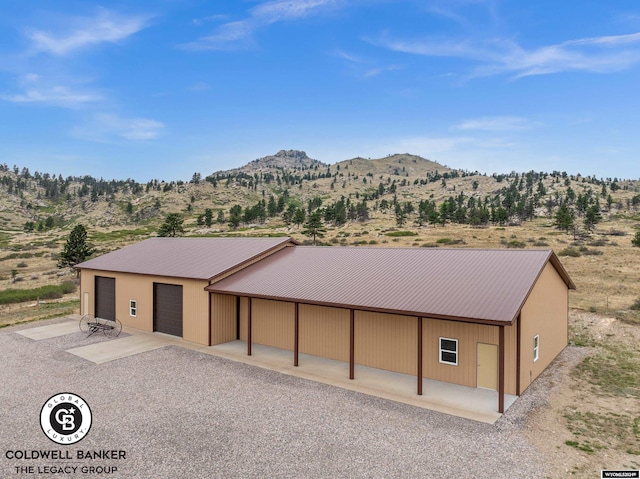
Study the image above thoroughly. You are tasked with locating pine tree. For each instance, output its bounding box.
[554,204,575,232]
[158,213,185,237]
[584,205,602,232]
[293,208,306,227]
[204,208,213,227]
[57,224,95,271]
[302,211,326,245]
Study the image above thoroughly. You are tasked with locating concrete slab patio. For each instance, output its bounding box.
[16,316,82,340]
[206,340,517,424]
[67,334,179,364]
[17,318,516,423]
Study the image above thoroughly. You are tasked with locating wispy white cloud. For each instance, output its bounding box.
[332,48,401,79]
[370,31,640,78]
[252,0,342,22]
[72,113,164,142]
[183,0,345,50]
[332,48,363,64]
[363,64,402,78]
[1,85,102,108]
[26,7,150,56]
[192,14,229,26]
[454,116,542,131]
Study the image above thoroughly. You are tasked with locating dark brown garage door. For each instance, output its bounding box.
[153,283,183,337]
[95,276,116,321]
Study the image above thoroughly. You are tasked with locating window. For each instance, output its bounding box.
[439,337,458,365]
[533,335,539,362]
[129,300,137,318]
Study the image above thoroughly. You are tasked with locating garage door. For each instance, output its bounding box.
[95,276,115,321]
[153,283,183,337]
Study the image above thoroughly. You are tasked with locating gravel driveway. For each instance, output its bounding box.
[1,318,551,478]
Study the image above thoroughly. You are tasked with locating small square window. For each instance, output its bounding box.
[129,300,137,318]
[439,337,458,365]
[533,335,539,362]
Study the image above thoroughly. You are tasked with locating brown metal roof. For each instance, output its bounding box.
[75,237,296,281]
[207,246,575,324]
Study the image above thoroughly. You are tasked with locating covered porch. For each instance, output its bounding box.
[208,340,518,424]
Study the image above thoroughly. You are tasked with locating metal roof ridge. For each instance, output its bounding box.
[295,245,554,252]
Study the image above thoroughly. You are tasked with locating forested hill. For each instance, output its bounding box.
[0,151,638,238]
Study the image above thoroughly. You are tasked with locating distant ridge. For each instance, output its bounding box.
[335,153,450,177]
[215,150,327,176]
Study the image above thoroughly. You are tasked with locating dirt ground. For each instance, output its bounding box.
[527,310,640,478]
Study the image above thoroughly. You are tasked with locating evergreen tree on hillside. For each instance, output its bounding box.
[57,224,95,271]
[293,208,306,227]
[554,204,575,232]
[204,208,213,227]
[302,211,326,245]
[584,204,602,232]
[158,213,185,237]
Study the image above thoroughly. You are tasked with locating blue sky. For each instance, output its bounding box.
[1,1,639,181]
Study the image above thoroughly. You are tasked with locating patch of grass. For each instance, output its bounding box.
[0,232,11,248]
[564,409,639,455]
[588,238,608,247]
[0,282,77,305]
[558,247,581,257]
[569,325,598,347]
[506,240,526,248]
[0,251,45,261]
[573,345,640,397]
[579,246,603,256]
[631,297,640,311]
[385,231,418,237]
[436,238,465,245]
[564,440,594,453]
[89,228,153,242]
[0,300,80,328]
[421,243,439,247]
[533,241,549,247]
[614,310,640,325]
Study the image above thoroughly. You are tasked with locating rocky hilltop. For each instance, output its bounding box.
[215,150,327,176]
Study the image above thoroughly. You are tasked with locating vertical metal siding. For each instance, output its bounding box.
[80,271,95,317]
[423,318,499,388]
[113,272,154,332]
[299,304,350,362]
[354,311,417,375]
[519,262,569,392]
[239,297,248,341]
[504,322,517,395]
[81,271,210,345]
[181,278,210,344]
[211,293,237,345]
[251,299,295,350]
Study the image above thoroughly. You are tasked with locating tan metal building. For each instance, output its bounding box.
[76,237,297,344]
[77,238,575,413]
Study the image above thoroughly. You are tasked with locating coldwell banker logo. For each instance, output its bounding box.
[40,393,92,445]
